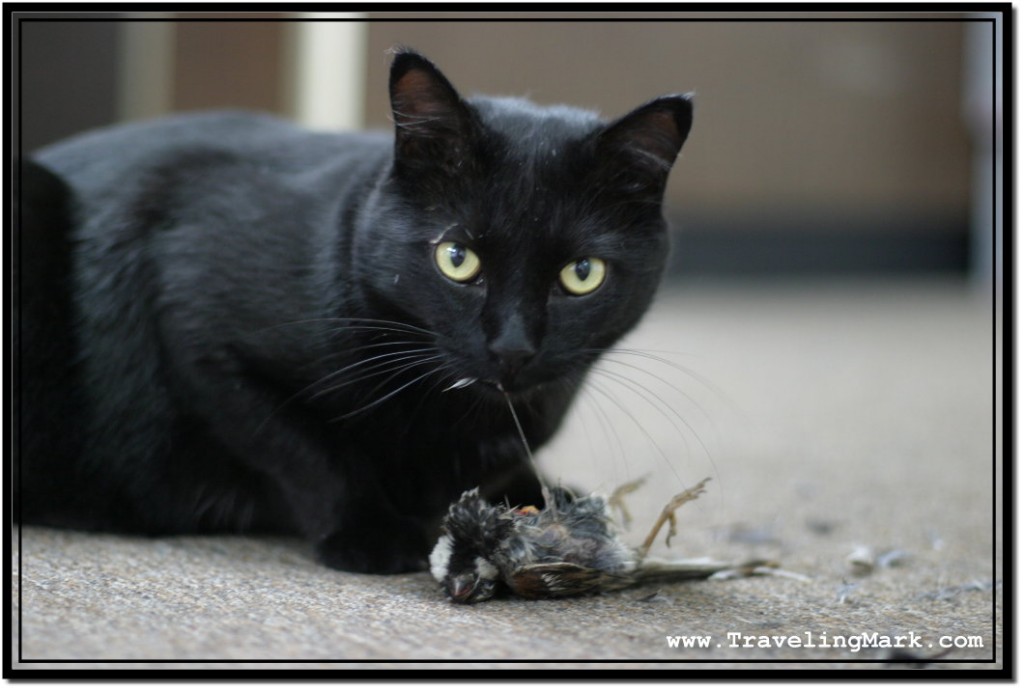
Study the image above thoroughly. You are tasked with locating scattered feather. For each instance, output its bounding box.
[876,548,912,569]
[836,580,859,604]
[846,545,876,575]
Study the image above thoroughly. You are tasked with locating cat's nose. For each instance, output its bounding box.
[490,343,536,380]
[488,317,537,383]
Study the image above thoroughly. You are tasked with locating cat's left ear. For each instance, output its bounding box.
[595,94,694,196]
[388,49,477,175]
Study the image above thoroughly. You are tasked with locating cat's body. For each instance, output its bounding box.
[16,51,692,573]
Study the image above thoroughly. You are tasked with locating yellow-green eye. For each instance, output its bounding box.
[559,257,607,296]
[435,242,482,283]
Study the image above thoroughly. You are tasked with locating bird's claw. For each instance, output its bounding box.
[637,477,711,559]
[606,475,648,529]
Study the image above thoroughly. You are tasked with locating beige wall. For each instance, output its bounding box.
[23,17,977,242]
[172,15,290,114]
[364,19,972,229]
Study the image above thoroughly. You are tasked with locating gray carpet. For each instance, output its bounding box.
[11,280,1002,673]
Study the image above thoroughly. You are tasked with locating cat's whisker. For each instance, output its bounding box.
[254,347,441,434]
[581,345,744,445]
[256,316,437,338]
[321,324,436,340]
[307,328,437,366]
[544,374,606,482]
[589,365,716,475]
[316,353,445,401]
[591,346,737,411]
[334,362,450,421]
[347,354,447,405]
[309,347,441,398]
[560,375,626,486]
[499,385,553,511]
[307,338,435,370]
[321,316,438,334]
[451,384,487,432]
[590,355,718,437]
[595,365,727,525]
[406,362,462,421]
[581,376,687,490]
[576,380,635,486]
[312,360,436,401]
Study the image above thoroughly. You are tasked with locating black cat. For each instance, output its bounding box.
[15,50,693,574]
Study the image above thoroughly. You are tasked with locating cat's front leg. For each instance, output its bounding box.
[306,449,432,574]
[315,509,431,574]
[170,357,432,573]
[273,455,433,574]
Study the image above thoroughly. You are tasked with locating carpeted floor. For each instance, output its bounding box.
[10,279,1002,674]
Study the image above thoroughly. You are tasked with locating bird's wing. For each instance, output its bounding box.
[507,562,634,599]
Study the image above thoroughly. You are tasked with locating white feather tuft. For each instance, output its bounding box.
[474,556,499,581]
[429,535,453,582]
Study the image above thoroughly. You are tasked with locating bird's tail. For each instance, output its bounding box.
[632,557,778,584]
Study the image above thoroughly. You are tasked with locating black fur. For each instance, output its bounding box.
[16,50,693,573]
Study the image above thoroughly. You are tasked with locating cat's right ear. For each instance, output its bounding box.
[388,49,476,175]
[594,94,694,200]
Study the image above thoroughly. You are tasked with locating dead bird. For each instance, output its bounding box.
[430,477,763,603]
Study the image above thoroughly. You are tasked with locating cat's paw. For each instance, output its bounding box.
[315,519,429,574]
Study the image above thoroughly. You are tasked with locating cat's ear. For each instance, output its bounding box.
[388,49,476,174]
[595,94,694,197]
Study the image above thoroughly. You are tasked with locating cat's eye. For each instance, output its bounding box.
[435,242,482,283]
[559,257,607,296]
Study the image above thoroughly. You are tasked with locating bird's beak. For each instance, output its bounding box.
[448,576,479,604]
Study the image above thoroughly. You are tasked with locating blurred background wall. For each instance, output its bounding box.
[15,11,1002,284]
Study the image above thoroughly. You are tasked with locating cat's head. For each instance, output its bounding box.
[353,49,692,397]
